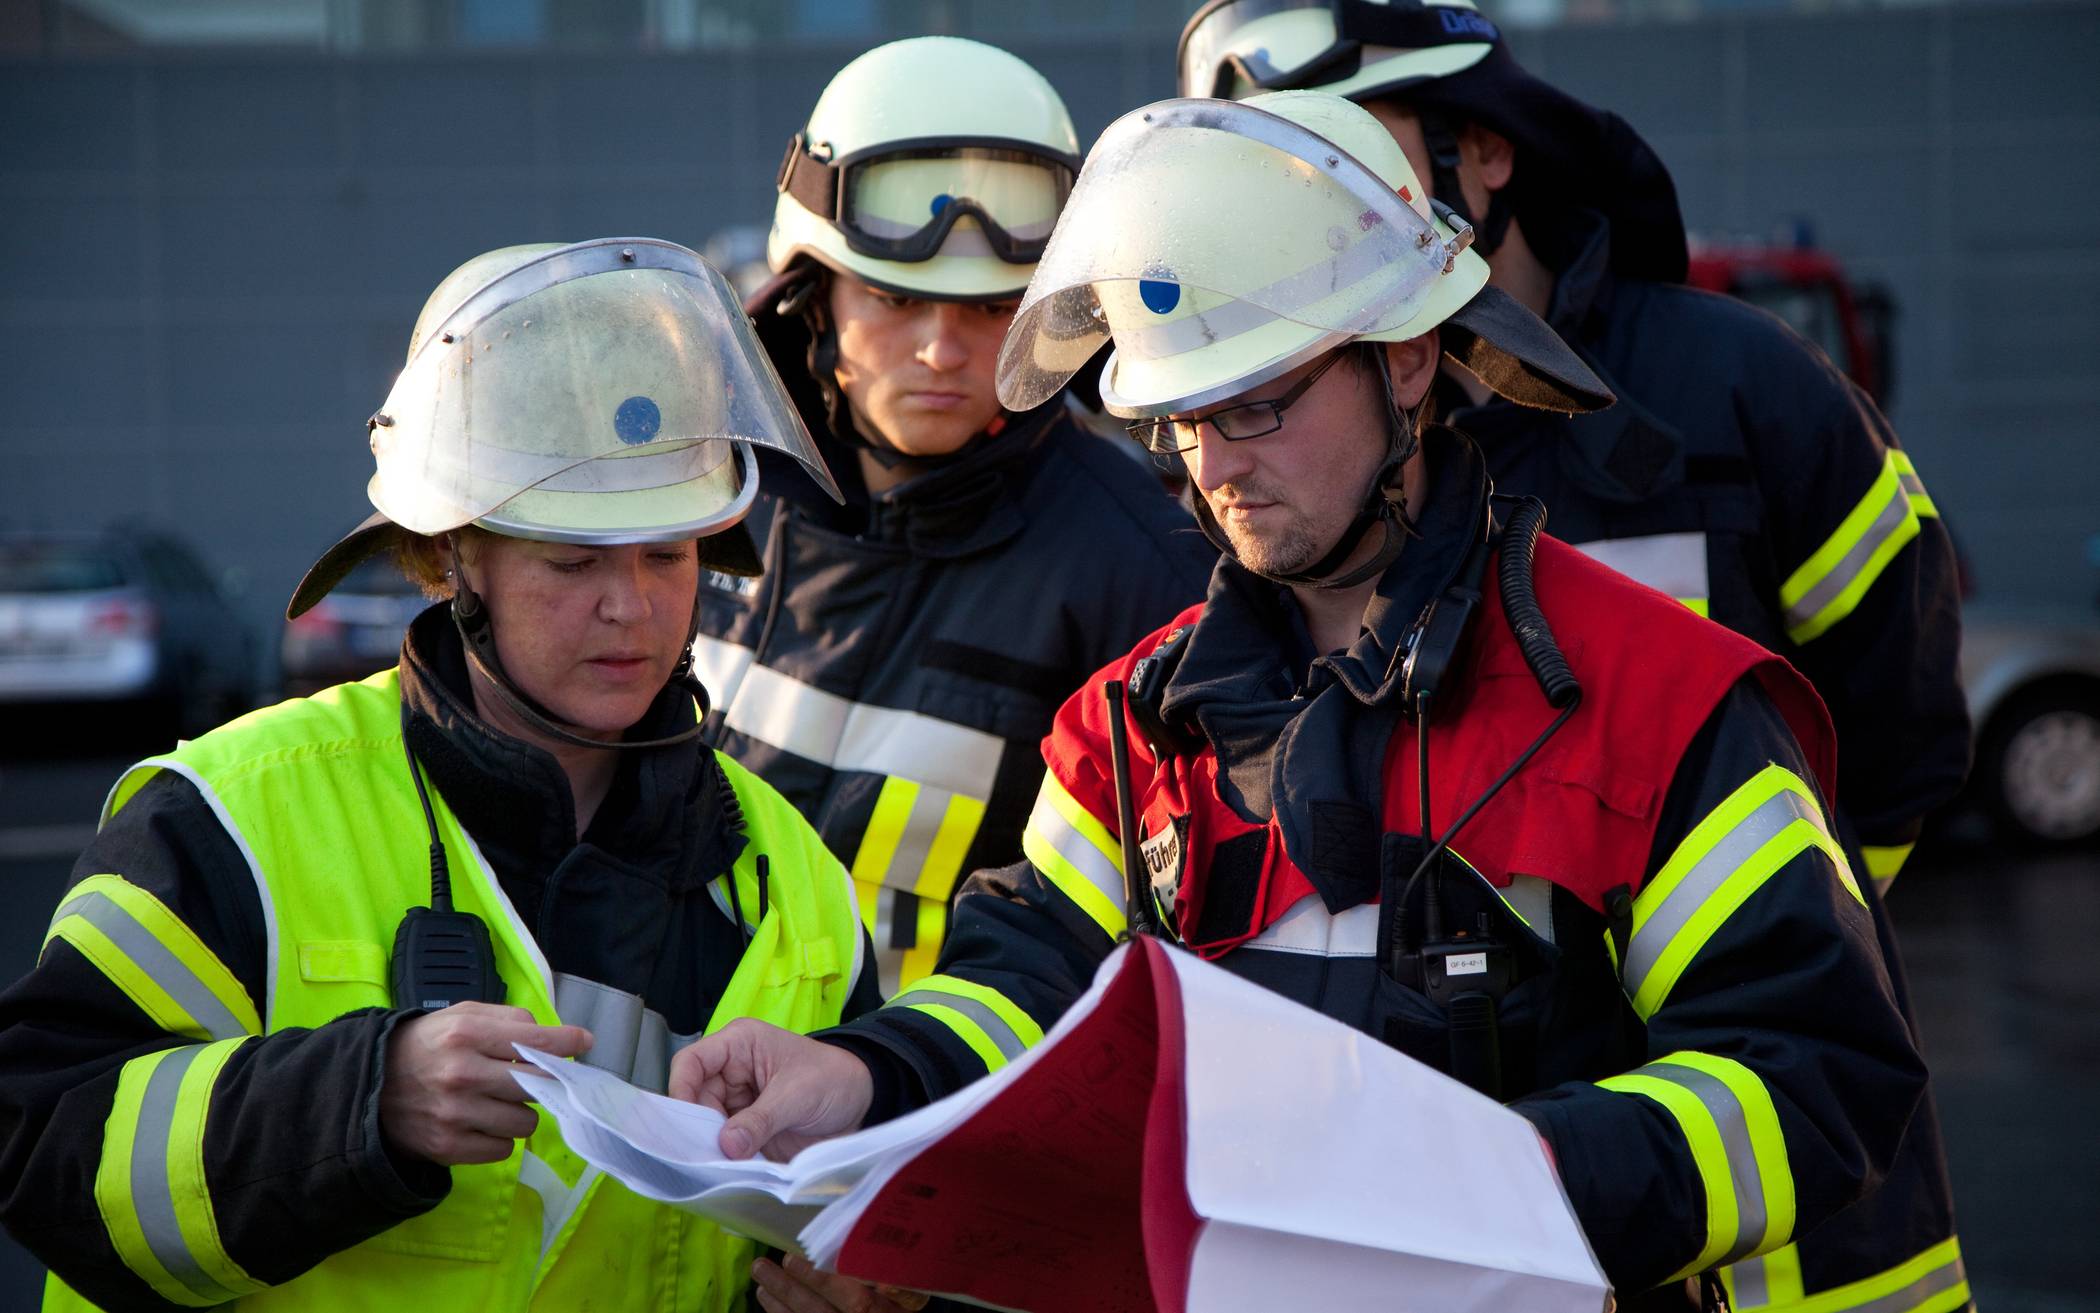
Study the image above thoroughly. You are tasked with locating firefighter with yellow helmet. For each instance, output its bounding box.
[674,91,1931,1312]
[0,238,884,1312]
[692,38,1212,1003]
[1180,5,1972,1309]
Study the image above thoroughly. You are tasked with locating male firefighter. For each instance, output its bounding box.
[671,94,1934,1311]
[0,240,882,1311]
[1179,4,1970,1308]
[694,36,1213,1003]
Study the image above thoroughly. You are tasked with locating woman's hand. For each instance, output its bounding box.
[379,1001,593,1165]
[668,1018,873,1160]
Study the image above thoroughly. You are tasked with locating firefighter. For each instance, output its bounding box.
[696,36,1214,1002]
[671,93,1935,1310]
[1177,5,1971,1308]
[0,239,882,1312]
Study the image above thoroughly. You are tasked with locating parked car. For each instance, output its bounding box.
[0,528,256,737]
[279,553,428,696]
[1960,605,2100,848]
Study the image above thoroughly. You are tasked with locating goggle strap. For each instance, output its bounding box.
[777,132,842,219]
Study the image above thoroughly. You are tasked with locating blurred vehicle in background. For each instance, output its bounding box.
[701,224,773,303]
[1958,536,2100,849]
[0,528,256,738]
[279,554,428,696]
[1689,235,1897,409]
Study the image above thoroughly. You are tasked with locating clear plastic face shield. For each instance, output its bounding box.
[994,99,1474,416]
[367,239,839,539]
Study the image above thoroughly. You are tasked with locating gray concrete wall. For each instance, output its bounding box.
[4,1,2097,674]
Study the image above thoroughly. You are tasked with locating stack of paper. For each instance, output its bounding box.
[515,937,1613,1312]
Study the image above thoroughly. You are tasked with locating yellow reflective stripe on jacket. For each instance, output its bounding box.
[1727,1236,1967,1313]
[95,1038,266,1307]
[1728,1241,1807,1307]
[1599,1050,1796,1279]
[45,875,261,1043]
[1020,772,1128,939]
[1890,450,1938,519]
[1623,765,1862,1020]
[885,973,1045,1073]
[1862,842,1915,897]
[848,775,988,905]
[1781,451,1922,644]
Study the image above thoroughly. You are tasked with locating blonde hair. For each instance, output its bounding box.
[390,526,497,600]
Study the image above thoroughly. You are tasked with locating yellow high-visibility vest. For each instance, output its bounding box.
[47,669,861,1312]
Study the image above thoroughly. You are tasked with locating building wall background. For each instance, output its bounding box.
[4,0,2097,664]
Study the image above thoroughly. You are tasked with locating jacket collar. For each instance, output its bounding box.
[1445,209,1686,507]
[396,606,737,897]
[1159,430,1488,843]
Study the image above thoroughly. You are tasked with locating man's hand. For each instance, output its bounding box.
[669,1018,873,1160]
[751,1253,930,1313]
[379,1001,593,1165]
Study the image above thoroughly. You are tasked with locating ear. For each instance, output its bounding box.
[1382,330,1441,409]
[1462,122,1516,196]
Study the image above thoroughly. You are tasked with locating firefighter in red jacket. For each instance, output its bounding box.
[672,93,1931,1309]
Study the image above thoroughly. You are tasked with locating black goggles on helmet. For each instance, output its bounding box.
[778,133,1080,266]
[1176,0,1500,100]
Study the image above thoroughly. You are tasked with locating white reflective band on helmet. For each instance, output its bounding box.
[995,97,1469,414]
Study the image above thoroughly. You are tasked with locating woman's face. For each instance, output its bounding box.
[465,535,699,738]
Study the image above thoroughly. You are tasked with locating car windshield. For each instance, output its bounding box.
[0,542,128,593]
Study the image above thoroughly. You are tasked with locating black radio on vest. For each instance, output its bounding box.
[390,728,504,1012]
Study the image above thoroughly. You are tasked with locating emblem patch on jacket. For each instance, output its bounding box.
[1141,816,1186,921]
[705,569,759,599]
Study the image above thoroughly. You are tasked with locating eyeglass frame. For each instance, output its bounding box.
[1125,346,1356,455]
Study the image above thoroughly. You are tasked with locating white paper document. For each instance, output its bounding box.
[513,938,1611,1311]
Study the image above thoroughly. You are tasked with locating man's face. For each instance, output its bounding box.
[826,275,1018,457]
[470,535,699,737]
[1180,351,1392,576]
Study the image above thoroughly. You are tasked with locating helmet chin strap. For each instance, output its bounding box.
[447,540,709,753]
[1192,342,1425,592]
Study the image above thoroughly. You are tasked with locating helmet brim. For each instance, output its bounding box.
[286,508,764,620]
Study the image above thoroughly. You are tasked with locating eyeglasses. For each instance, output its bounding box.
[1125,349,1352,454]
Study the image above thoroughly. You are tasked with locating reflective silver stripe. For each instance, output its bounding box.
[555,973,675,1093]
[1238,895,1380,958]
[1025,788,1126,912]
[107,761,282,1030]
[132,1046,242,1305]
[1500,874,1556,946]
[1856,1250,1969,1313]
[1571,532,1709,604]
[52,890,250,1042]
[1783,485,1913,632]
[1623,788,1823,1003]
[1121,212,1421,364]
[518,1151,599,1263]
[888,986,1028,1062]
[1896,469,1927,500]
[1647,1059,1768,1264]
[1733,1254,1770,1307]
[883,783,958,895]
[702,647,1004,798]
[689,634,756,710]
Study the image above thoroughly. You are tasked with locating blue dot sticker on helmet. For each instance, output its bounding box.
[614,395,662,445]
[930,193,953,218]
[1139,279,1181,315]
